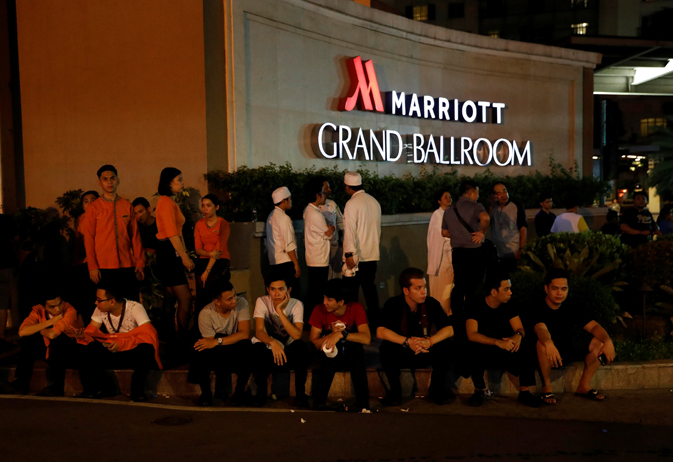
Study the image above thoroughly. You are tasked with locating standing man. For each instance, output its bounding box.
[441,180,490,322]
[534,268,616,404]
[534,194,555,238]
[132,197,159,254]
[550,196,589,234]
[303,179,335,318]
[82,165,145,302]
[490,182,527,273]
[619,191,662,247]
[376,268,454,406]
[342,172,382,327]
[427,189,454,314]
[319,179,344,280]
[265,187,301,295]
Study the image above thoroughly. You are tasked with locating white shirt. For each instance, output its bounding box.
[198,296,250,338]
[318,199,344,246]
[251,295,304,347]
[551,212,584,233]
[427,207,452,275]
[343,190,382,262]
[91,300,150,333]
[303,203,331,267]
[264,207,297,265]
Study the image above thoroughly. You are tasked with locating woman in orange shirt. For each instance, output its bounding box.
[155,167,194,332]
[194,194,231,310]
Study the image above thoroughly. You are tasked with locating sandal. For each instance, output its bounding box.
[574,389,606,401]
[540,392,556,405]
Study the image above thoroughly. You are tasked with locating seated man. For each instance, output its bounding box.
[188,279,252,407]
[466,272,539,407]
[251,272,310,407]
[309,279,371,411]
[376,267,454,406]
[0,288,79,396]
[76,281,161,402]
[534,268,616,404]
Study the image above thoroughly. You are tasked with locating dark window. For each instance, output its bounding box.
[448,2,465,18]
[480,0,505,19]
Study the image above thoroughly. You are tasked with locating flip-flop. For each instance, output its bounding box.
[540,392,556,405]
[574,389,606,401]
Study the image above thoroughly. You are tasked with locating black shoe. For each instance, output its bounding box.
[37,387,64,397]
[294,394,310,408]
[0,381,28,395]
[428,391,455,406]
[77,389,116,400]
[469,390,485,407]
[198,392,213,407]
[518,391,541,408]
[254,393,267,407]
[380,396,402,407]
[131,393,148,403]
[213,391,229,401]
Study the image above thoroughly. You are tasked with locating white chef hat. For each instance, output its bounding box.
[344,172,362,186]
[272,186,291,204]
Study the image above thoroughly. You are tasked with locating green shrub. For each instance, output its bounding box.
[625,239,673,289]
[614,337,673,362]
[205,157,611,222]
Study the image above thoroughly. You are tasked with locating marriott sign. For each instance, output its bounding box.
[314,56,532,166]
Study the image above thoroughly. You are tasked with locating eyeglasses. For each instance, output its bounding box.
[96,298,112,303]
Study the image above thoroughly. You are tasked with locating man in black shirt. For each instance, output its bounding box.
[132,197,159,253]
[534,268,616,404]
[620,191,662,247]
[377,267,454,406]
[534,193,555,238]
[466,271,539,407]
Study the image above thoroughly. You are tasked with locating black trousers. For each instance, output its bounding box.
[470,342,535,390]
[252,340,310,398]
[313,342,369,408]
[450,247,487,325]
[14,334,77,393]
[99,268,139,302]
[188,339,252,395]
[344,261,379,327]
[77,341,155,396]
[68,263,97,324]
[379,339,451,400]
[271,262,300,300]
[306,266,329,321]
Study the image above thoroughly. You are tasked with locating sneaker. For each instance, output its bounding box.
[518,391,542,408]
[469,389,485,407]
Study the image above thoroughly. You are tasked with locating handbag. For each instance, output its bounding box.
[453,206,499,266]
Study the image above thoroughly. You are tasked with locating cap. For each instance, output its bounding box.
[272,186,291,204]
[344,172,362,186]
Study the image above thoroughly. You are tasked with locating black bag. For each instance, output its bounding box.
[453,206,499,267]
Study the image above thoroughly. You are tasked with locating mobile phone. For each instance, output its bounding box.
[598,353,608,366]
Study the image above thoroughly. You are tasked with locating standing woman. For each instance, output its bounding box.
[427,189,454,315]
[194,194,231,311]
[155,168,195,334]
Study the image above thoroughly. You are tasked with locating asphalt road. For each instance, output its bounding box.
[1,394,672,462]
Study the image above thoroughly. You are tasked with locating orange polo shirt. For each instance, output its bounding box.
[156,196,185,240]
[82,196,145,271]
[194,217,230,259]
[20,303,78,355]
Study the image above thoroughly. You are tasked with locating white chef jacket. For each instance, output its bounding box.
[303,203,331,267]
[264,207,297,265]
[343,190,381,262]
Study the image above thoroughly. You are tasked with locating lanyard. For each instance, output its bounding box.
[107,300,127,333]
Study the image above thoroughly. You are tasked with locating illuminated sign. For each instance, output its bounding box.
[313,56,533,166]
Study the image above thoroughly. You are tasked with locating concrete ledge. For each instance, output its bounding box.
[2,360,672,398]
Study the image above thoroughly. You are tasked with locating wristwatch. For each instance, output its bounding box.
[402,337,410,349]
[345,252,354,258]
[341,330,349,341]
[217,338,223,345]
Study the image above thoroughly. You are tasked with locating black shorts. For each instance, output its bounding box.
[155,240,188,287]
[555,332,594,363]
